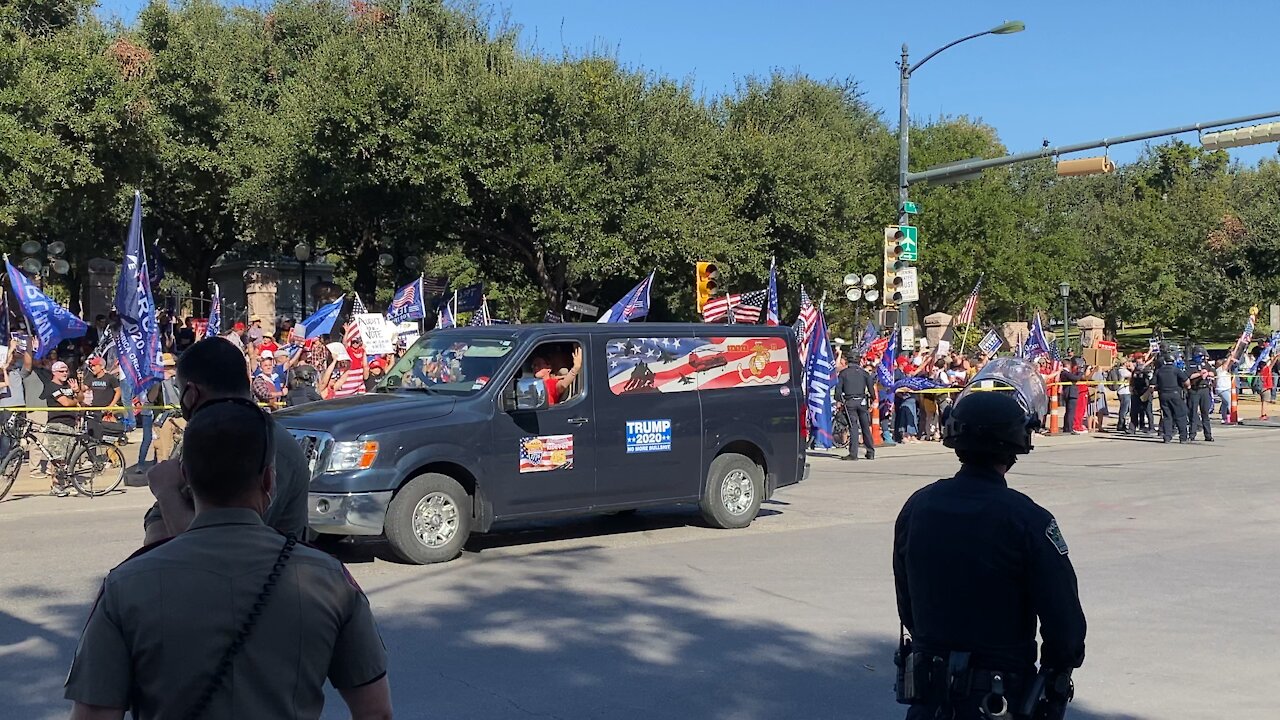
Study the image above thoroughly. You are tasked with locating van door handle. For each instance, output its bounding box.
[567,417,590,426]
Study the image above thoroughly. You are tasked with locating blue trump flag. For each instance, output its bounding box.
[436,300,457,329]
[804,309,836,449]
[387,276,426,323]
[5,257,88,353]
[205,284,221,339]
[455,283,484,313]
[597,271,655,323]
[300,295,345,339]
[765,259,780,326]
[113,192,163,391]
[877,328,898,388]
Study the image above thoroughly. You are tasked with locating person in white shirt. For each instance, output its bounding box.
[1215,359,1234,423]
[1114,362,1133,433]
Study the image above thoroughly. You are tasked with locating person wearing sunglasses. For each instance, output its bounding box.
[65,399,393,720]
[40,360,80,496]
[142,338,310,545]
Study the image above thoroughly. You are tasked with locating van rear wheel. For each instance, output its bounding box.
[385,474,472,564]
[700,453,763,529]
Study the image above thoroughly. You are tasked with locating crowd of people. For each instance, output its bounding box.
[0,309,407,497]
[825,335,1280,456]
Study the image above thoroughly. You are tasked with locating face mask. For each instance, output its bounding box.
[179,384,197,421]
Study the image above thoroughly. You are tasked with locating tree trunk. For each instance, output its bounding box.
[352,229,380,304]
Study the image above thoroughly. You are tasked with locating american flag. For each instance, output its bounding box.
[343,293,367,345]
[468,299,490,326]
[702,290,765,323]
[955,276,982,325]
[795,286,818,363]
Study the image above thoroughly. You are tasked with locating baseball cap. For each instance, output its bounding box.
[274,349,289,359]
[51,361,69,373]
[161,353,177,367]
[259,349,274,360]
[87,356,104,367]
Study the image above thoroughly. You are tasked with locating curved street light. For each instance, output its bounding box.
[895,20,1024,342]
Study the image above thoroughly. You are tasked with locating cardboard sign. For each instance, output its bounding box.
[392,320,419,348]
[354,313,394,355]
[1084,346,1115,367]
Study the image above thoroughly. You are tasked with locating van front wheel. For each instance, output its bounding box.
[700,453,762,529]
[385,474,472,564]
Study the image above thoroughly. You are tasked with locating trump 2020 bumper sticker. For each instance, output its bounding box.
[519,435,574,473]
[626,419,672,453]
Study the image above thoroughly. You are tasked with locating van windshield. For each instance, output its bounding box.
[382,336,516,395]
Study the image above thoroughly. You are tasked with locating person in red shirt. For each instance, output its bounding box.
[531,346,582,405]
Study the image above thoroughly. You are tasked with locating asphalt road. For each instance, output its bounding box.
[2,426,1276,719]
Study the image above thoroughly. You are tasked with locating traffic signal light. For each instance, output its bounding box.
[1056,156,1115,177]
[695,261,719,312]
[883,227,907,306]
[1201,121,1280,151]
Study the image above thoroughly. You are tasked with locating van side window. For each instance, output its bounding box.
[518,341,585,407]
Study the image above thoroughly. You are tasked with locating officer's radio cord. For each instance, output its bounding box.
[182,533,298,720]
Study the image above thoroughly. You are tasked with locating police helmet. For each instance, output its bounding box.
[942,391,1035,456]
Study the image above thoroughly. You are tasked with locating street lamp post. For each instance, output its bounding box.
[844,272,880,344]
[1059,281,1071,355]
[896,20,1024,341]
[294,242,311,318]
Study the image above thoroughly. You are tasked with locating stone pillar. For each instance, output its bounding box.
[1077,315,1105,348]
[924,312,952,350]
[1001,322,1029,353]
[243,268,280,337]
[85,258,117,321]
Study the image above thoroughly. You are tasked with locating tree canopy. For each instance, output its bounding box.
[3,0,1279,342]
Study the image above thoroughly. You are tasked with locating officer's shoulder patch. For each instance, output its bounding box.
[1045,519,1069,556]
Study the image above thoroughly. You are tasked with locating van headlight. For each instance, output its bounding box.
[327,441,379,471]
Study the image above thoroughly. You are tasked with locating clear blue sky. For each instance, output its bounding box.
[95,0,1279,166]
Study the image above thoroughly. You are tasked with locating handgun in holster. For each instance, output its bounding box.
[1016,667,1074,720]
[893,628,948,705]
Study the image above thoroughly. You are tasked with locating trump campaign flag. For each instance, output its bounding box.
[300,295,345,339]
[204,284,221,339]
[877,328,898,388]
[765,258,780,326]
[804,309,836,449]
[4,257,88,353]
[388,276,426,323]
[598,271,654,323]
[455,283,484,313]
[113,192,162,390]
[436,299,457,329]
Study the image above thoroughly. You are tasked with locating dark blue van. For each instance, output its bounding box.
[276,323,807,564]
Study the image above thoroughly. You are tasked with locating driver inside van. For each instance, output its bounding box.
[531,345,583,405]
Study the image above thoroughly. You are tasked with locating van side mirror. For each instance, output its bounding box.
[505,377,548,412]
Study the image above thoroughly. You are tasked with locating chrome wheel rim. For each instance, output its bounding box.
[720,469,754,515]
[412,492,460,548]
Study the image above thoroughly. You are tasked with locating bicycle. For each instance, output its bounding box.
[0,413,127,499]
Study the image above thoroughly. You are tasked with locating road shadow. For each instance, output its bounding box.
[329,507,787,565]
[4,551,1152,720]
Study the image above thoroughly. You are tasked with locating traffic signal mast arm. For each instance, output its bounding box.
[906,109,1280,185]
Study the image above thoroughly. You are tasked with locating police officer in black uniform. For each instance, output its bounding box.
[837,355,876,460]
[893,391,1086,719]
[1185,352,1215,442]
[1154,353,1190,444]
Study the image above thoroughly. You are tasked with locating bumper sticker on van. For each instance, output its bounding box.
[519,434,574,473]
[606,336,790,395]
[625,419,672,453]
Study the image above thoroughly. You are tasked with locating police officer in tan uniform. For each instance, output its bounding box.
[143,337,309,544]
[64,399,392,720]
